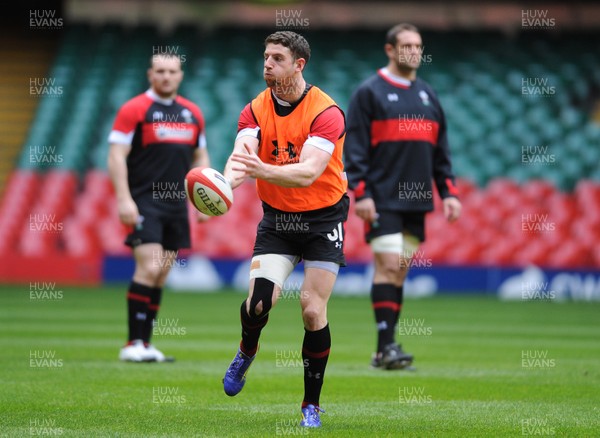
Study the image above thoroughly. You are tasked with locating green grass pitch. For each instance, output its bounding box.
[1,285,599,437]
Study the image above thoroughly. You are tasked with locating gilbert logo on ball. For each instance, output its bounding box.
[184,167,233,216]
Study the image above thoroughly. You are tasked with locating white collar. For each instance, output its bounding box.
[379,67,412,87]
[146,88,175,105]
[271,91,292,107]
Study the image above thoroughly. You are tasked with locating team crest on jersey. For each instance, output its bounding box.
[387,93,399,102]
[181,109,193,123]
[419,90,430,106]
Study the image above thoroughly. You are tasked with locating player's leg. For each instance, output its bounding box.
[139,214,190,362]
[223,253,298,396]
[138,246,178,362]
[241,254,298,356]
[142,247,176,335]
[224,220,301,395]
[385,212,426,369]
[367,211,416,369]
[371,235,416,368]
[297,210,347,428]
[120,241,165,362]
[298,263,337,427]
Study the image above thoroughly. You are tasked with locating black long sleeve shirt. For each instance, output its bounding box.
[344,68,459,212]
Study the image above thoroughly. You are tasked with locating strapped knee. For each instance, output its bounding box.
[249,278,275,318]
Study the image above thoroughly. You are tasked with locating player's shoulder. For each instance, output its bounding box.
[308,84,339,105]
[349,72,381,100]
[414,77,439,97]
[413,77,444,106]
[356,72,381,91]
[250,88,272,106]
[114,93,151,121]
[175,95,202,112]
[119,92,151,111]
[175,95,205,124]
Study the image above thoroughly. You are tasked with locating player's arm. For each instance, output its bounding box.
[107,102,140,227]
[231,141,330,188]
[190,105,210,169]
[224,136,259,189]
[230,106,344,188]
[191,132,212,222]
[192,132,210,168]
[192,147,210,168]
[107,142,139,226]
[431,98,461,222]
[223,103,260,189]
[344,85,378,223]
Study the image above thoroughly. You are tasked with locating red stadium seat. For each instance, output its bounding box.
[0,170,41,253]
[444,240,482,265]
[575,179,600,205]
[570,219,600,251]
[513,239,554,267]
[455,177,477,198]
[522,179,557,202]
[593,246,600,267]
[419,238,448,264]
[546,241,591,268]
[485,178,521,200]
[8,166,600,270]
[479,239,523,266]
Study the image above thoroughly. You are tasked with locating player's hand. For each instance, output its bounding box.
[443,197,461,223]
[117,197,139,226]
[226,172,245,190]
[230,143,266,179]
[355,197,378,224]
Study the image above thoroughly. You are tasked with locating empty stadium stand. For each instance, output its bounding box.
[2,24,600,270]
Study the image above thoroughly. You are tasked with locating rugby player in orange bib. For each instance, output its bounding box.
[222,31,348,428]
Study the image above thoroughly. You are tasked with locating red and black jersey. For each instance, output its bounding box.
[109,89,206,213]
[344,68,459,212]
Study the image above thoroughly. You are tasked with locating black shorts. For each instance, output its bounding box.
[365,210,426,243]
[124,203,190,251]
[253,195,349,266]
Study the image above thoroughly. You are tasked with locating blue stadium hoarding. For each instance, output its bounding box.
[102,256,600,301]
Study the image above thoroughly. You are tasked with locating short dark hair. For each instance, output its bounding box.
[386,23,420,46]
[265,31,311,65]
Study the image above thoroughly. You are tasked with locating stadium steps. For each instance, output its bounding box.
[0,30,58,196]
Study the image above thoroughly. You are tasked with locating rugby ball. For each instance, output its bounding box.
[184,167,233,216]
